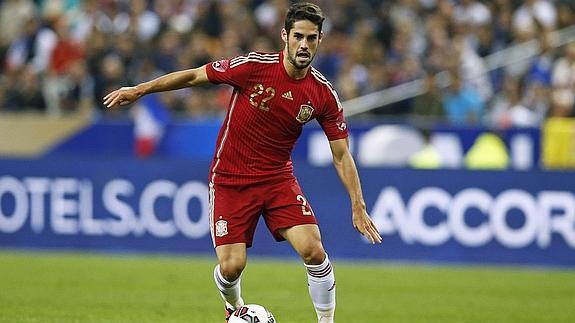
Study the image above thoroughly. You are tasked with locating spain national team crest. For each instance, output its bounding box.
[215,220,228,237]
[296,104,314,123]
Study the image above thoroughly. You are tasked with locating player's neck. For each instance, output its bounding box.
[282,49,309,80]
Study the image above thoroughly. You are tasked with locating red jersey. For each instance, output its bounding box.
[205,51,349,185]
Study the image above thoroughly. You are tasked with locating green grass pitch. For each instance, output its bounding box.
[1,250,574,323]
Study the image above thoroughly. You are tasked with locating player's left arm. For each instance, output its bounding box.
[104,66,210,108]
[329,138,382,244]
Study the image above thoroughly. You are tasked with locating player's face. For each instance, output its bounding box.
[283,20,322,69]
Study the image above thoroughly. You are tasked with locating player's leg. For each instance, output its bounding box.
[214,243,247,317]
[280,224,336,323]
[209,181,262,321]
[263,178,335,322]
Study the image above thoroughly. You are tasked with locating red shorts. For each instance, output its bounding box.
[209,177,318,248]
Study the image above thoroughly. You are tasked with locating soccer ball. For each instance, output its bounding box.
[228,304,276,323]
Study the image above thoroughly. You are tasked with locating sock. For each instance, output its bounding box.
[305,254,336,321]
[213,265,243,308]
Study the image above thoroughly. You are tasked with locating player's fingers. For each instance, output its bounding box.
[360,224,376,244]
[363,231,374,244]
[369,226,382,243]
[103,92,118,107]
[103,95,111,106]
[107,94,123,108]
[103,91,114,102]
[104,90,120,104]
[105,96,116,108]
[354,223,370,241]
[363,221,382,244]
[355,220,380,244]
[369,220,382,243]
[368,219,381,235]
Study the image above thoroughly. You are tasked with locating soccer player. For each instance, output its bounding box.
[104,3,382,322]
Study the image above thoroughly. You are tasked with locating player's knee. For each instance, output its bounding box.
[219,256,246,281]
[300,242,326,265]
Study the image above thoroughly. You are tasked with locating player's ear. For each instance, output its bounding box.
[281,28,288,44]
[318,31,324,44]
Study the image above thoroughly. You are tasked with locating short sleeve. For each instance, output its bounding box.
[206,57,252,89]
[317,88,349,141]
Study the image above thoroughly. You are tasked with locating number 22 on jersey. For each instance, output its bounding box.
[249,83,276,111]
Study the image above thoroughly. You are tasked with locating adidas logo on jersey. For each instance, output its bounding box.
[282,91,293,100]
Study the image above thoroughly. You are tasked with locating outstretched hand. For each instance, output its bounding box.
[103,86,142,108]
[353,208,382,244]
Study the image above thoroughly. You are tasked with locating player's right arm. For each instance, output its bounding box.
[104,65,209,108]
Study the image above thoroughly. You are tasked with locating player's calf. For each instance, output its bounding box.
[215,264,245,322]
[305,253,336,323]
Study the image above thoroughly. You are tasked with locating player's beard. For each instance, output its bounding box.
[288,46,314,69]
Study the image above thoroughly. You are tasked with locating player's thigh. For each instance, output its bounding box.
[279,224,325,264]
[279,224,323,251]
[210,182,262,247]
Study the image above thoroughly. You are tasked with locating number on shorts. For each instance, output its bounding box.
[296,194,312,216]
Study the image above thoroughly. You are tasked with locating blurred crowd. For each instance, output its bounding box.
[0,0,574,128]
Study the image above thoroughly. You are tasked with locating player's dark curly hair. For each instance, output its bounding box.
[284,2,325,34]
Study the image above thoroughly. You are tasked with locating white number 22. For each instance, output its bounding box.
[296,195,313,216]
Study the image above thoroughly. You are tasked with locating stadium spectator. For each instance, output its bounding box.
[551,42,575,117]
[422,18,451,72]
[4,16,56,74]
[44,15,85,116]
[487,76,539,128]
[513,0,557,32]
[453,0,491,54]
[94,53,129,112]
[60,60,95,114]
[452,35,493,103]
[526,31,555,88]
[454,0,491,28]
[556,0,575,29]
[111,32,141,80]
[522,78,551,124]
[411,70,444,121]
[488,0,515,51]
[0,0,36,56]
[152,30,181,73]
[0,0,572,127]
[442,71,485,124]
[126,0,161,41]
[3,66,46,112]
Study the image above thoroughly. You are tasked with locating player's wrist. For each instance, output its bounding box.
[351,200,366,211]
[134,84,149,97]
